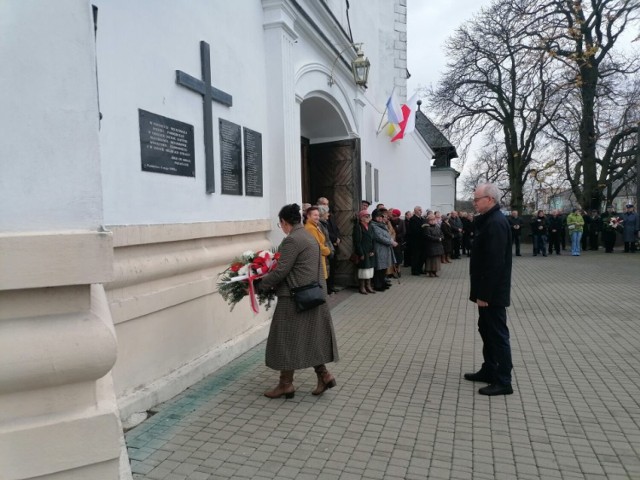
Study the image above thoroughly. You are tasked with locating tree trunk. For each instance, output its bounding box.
[579,66,600,210]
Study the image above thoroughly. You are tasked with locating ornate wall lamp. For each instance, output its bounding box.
[328,43,370,88]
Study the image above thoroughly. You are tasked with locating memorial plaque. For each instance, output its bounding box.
[243,127,263,197]
[219,119,242,195]
[139,109,195,177]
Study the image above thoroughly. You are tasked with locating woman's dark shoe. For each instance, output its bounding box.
[264,371,295,399]
[312,366,337,395]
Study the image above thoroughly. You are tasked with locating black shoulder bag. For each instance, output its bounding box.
[289,247,326,312]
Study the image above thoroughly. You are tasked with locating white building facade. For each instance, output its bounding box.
[0,1,432,478]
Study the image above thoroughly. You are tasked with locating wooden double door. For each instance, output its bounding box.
[301,138,361,286]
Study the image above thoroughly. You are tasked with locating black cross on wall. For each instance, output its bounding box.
[176,41,233,194]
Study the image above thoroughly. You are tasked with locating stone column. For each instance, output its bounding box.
[0,1,128,478]
[263,0,301,214]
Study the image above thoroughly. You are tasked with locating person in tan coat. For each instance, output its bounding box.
[304,206,331,279]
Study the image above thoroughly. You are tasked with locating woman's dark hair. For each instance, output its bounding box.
[306,206,319,215]
[278,203,302,225]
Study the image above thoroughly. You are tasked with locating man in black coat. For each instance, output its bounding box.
[508,210,523,256]
[464,183,514,396]
[547,210,563,255]
[408,206,425,275]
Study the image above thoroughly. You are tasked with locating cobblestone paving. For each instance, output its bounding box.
[126,249,640,479]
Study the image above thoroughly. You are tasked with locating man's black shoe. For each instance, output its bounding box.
[478,383,513,396]
[463,371,492,383]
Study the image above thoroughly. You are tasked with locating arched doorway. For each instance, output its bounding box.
[300,95,361,287]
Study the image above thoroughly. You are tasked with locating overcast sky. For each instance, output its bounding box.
[405,0,493,177]
[407,1,493,96]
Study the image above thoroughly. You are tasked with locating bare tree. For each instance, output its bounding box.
[515,0,640,209]
[427,0,563,212]
[461,143,510,199]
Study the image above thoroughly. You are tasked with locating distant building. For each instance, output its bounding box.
[414,110,459,213]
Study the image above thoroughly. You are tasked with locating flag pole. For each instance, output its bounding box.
[376,86,396,135]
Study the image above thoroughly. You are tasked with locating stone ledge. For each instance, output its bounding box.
[0,230,113,290]
[108,219,272,247]
[0,412,121,479]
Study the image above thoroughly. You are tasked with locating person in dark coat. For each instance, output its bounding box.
[531,210,548,256]
[422,214,444,277]
[258,204,339,399]
[389,208,406,268]
[601,205,619,253]
[403,211,413,267]
[317,197,341,293]
[547,210,563,255]
[464,183,514,396]
[440,215,454,264]
[353,210,376,294]
[408,206,425,275]
[449,211,464,259]
[581,210,591,251]
[588,209,601,250]
[461,212,474,256]
[622,203,639,252]
[508,210,523,256]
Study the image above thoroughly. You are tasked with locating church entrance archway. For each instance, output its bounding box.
[300,96,361,287]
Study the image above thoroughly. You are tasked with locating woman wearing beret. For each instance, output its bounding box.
[258,204,339,399]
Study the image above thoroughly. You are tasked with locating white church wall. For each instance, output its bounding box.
[293,0,431,212]
[0,2,128,478]
[91,1,278,420]
[431,167,459,213]
[0,1,103,233]
[349,0,432,211]
[94,0,271,225]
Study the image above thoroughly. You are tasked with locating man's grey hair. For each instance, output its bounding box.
[317,204,330,215]
[477,183,500,203]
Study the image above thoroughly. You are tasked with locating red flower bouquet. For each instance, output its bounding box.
[217,250,280,312]
[609,216,623,231]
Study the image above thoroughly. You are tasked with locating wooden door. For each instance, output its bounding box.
[307,139,361,286]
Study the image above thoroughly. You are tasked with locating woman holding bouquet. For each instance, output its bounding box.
[258,204,339,399]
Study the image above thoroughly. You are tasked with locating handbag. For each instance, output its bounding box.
[288,247,327,312]
[349,253,360,264]
[290,282,326,312]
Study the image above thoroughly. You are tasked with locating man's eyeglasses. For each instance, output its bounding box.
[473,195,489,202]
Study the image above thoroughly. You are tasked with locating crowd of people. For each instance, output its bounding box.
[259,183,517,399]
[257,193,637,400]
[297,199,639,297]
[347,201,482,293]
[512,203,639,256]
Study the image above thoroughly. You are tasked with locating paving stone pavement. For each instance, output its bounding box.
[125,249,640,479]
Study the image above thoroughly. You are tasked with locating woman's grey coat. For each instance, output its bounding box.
[370,220,396,270]
[259,223,339,370]
[622,211,639,242]
[423,223,445,257]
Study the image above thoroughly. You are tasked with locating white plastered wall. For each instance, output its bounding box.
[0,1,129,478]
